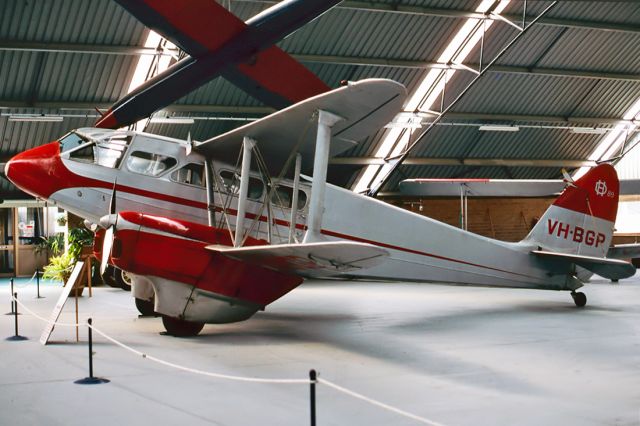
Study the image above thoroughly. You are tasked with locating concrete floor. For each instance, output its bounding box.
[1,275,640,426]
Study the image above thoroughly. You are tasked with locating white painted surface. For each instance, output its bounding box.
[2,275,640,425]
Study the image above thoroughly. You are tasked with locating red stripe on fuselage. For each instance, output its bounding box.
[20,144,535,281]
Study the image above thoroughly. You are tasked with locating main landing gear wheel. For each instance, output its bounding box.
[162,316,205,337]
[135,298,156,317]
[114,269,132,292]
[571,291,587,308]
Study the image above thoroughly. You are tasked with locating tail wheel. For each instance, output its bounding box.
[162,316,205,337]
[135,297,156,316]
[571,291,587,308]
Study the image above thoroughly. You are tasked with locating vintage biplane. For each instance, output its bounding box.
[4,1,638,336]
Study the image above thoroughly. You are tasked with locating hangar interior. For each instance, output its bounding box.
[1,1,640,256]
[1,1,640,425]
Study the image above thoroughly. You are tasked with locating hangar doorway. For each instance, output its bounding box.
[0,208,15,276]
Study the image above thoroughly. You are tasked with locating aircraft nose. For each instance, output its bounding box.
[5,141,63,199]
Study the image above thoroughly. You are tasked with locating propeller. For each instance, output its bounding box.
[561,168,577,188]
[99,180,118,275]
[185,132,194,156]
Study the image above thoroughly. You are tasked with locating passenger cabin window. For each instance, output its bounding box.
[67,135,131,169]
[127,151,177,177]
[271,185,307,210]
[171,163,205,187]
[219,170,264,200]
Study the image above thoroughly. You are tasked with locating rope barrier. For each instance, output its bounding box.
[14,270,39,289]
[11,293,78,327]
[317,378,446,426]
[10,293,447,425]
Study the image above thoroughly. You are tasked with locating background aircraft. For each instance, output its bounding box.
[95,0,338,129]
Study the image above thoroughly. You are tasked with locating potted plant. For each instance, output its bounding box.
[41,227,95,290]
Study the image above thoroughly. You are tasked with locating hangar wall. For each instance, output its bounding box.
[386,197,640,244]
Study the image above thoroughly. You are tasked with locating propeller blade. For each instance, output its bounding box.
[109,179,117,215]
[561,168,577,188]
[185,132,193,156]
[100,225,114,276]
[101,180,119,275]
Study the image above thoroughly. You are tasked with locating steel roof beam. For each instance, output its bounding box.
[0,40,176,56]
[341,1,640,34]
[2,101,634,126]
[0,101,274,115]
[293,54,640,82]
[440,112,628,125]
[4,42,636,83]
[330,157,596,168]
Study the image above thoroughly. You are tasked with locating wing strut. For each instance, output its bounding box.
[204,160,216,228]
[304,110,343,243]
[236,137,256,247]
[288,153,302,243]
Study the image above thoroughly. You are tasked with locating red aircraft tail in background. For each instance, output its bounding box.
[96,0,337,129]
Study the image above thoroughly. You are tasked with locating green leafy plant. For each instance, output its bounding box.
[42,251,75,283]
[41,227,95,283]
[68,227,94,260]
[34,234,64,257]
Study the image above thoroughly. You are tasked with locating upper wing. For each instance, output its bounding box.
[532,250,636,280]
[195,79,407,176]
[96,0,336,129]
[206,241,389,278]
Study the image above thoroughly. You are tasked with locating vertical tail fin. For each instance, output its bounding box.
[524,164,619,257]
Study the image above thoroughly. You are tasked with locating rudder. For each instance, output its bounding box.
[524,164,619,257]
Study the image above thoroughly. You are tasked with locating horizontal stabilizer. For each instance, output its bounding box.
[532,250,636,280]
[206,242,389,278]
[607,243,640,260]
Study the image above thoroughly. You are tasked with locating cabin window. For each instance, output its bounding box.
[219,170,264,200]
[171,163,205,187]
[66,135,131,169]
[270,185,307,210]
[59,132,86,153]
[127,151,177,177]
[68,143,95,163]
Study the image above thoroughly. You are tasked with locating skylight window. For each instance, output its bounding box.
[353,0,511,193]
[127,31,177,131]
[573,97,640,179]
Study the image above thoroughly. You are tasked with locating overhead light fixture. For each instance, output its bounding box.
[478,125,520,132]
[570,127,607,135]
[384,122,423,129]
[8,115,64,122]
[149,117,195,125]
[353,0,512,193]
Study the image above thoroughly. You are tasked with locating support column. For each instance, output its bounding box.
[235,137,255,247]
[204,160,216,227]
[288,153,302,244]
[304,110,343,243]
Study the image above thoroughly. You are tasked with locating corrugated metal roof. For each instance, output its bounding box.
[1,0,639,198]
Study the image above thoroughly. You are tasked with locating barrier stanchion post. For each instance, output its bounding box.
[75,318,109,385]
[6,293,27,341]
[6,278,15,315]
[309,369,317,426]
[36,268,44,299]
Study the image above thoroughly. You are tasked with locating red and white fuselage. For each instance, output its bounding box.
[5,127,626,325]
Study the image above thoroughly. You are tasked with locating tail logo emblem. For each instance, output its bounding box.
[595,180,608,197]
